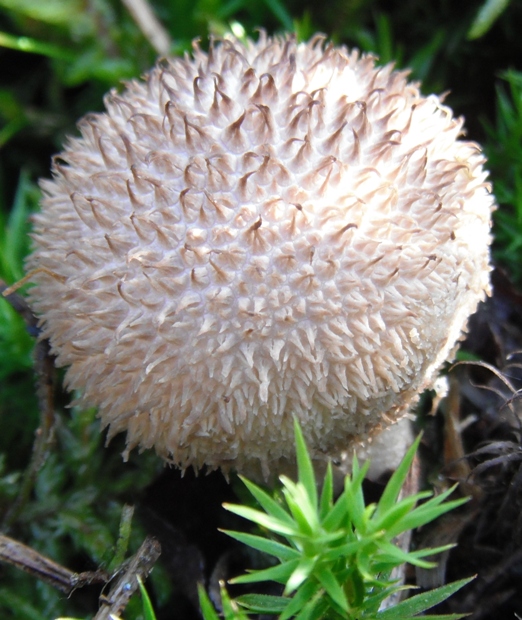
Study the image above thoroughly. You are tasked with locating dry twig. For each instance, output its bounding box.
[0,533,109,594]
[120,0,171,55]
[0,533,161,618]
[95,536,161,620]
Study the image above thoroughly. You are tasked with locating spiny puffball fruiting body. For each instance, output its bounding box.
[27,34,494,475]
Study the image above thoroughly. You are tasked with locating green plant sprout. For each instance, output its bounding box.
[196,420,473,620]
[484,70,522,285]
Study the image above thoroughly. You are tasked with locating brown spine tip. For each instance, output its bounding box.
[224,111,247,152]
[251,72,278,104]
[250,216,263,232]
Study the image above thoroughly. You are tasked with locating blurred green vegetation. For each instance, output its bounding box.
[483,69,522,284]
[0,0,521,617]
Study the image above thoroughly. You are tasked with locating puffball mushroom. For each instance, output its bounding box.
[27,34,494,476]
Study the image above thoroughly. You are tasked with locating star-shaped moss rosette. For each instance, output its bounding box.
[220,420,472,620]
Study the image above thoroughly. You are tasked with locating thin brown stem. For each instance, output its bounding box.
[0,533,109,594]
[95,536,162,620]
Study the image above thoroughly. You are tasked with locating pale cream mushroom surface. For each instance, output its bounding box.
[27,34,494,477]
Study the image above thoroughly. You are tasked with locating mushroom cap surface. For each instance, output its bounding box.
[27,34,494,475]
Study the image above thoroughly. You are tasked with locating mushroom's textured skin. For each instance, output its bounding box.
[27,34,494,475]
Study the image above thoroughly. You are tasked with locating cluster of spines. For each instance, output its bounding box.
[27,35,494,473]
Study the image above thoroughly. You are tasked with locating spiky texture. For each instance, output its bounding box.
[27,34,493,475]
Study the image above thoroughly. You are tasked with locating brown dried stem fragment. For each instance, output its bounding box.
[95,536,161,620]
[0,533,109,594]
[0,531,161,620]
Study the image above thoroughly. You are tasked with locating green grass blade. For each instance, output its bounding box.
[230,559,300,585]
[223,529,299,561]
[343,461,370,531]
[319,462,334,520]
[387,494,468,538]
[0,31,76,60]
[279,580,321,620]
[468,0,511,39]
[235,593,288,614]
[285,556,317,593]
[137,577,157,620]
[372,492,432,532]
[322,492,351,531]
[293,418,318,510]
[198,584,220,620]
[281,480,318,534]
[376,577,474,618]
[262,0,294,31]
[238,476,295,525]
[315,565,349,612]
[220,583,250,620]
[374,434,422,520]
[223,503,299,537]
